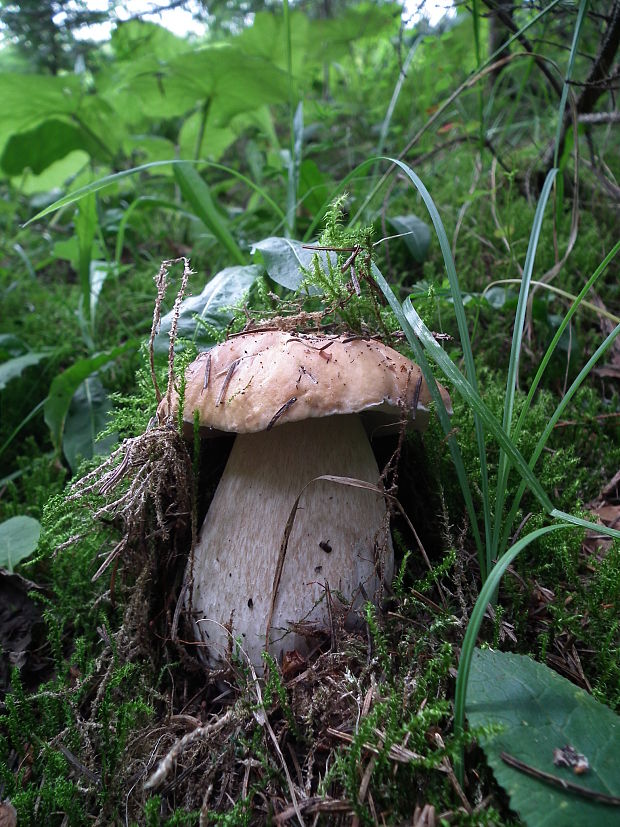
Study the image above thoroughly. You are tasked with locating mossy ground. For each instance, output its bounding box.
[1,107,618,827]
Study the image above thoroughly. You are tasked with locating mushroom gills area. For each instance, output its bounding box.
[189,414,394,670]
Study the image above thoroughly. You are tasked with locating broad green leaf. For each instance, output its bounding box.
[111,19,190,63]
[251,236,332,292]
[467,649,620,826]
[238,5,398,78]
[0,118,102,176]
[155,265,261,354]
[63,375,116,473]
[0,72,82,156]
[44,341,137,453]
[100,42,290,128]
[13,150,90,195]
[0,516,41,571]
[178,111,237,163]
[387,214,431,263]
[122,135,177,170]
[0,352,49,391]
[0,74,119,166]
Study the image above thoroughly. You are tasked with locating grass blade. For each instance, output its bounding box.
[372,262,484,564]
[491,168,558,558]
[383,158,492,577]
[553,0,589,168]
[399,293,553,513]
[173,162,246,266]
[24,160,286,227]
[500,322,620,555]
[453,522,574,783]
[508,241,620,448]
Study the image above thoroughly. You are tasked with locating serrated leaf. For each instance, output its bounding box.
[466,648,620,827]
[387,214,431,263]
[155,265,260,354]
[0,352,50,390]
[0,516,41,572]
[44,341,136,453]
[251,236,332,292]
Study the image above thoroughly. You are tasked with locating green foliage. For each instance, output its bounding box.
[467,649,620,827]
[0,515,41,570]
[1,2,619,823]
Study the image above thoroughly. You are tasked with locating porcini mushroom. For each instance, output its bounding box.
[160,331,451,671]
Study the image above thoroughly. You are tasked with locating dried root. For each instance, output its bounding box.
[67,424,195,582]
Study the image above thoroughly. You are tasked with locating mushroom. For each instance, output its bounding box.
[160,331,451,671]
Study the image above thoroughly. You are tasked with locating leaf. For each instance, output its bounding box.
[0,334,29,360]
[387,215,431,263]
[0,72,82,157]
[251,236,332,292]
[75,194,97,334]
[0,118,101,176]
[100,41,290,128]
[89,261,114,332]
[155,265,260,354]
[173,163,246,266]
[466,648,620,826]
[44,341,136,453]
[238,6,397,78]
[298,158,331,218]
[484,286,509,309]
[0,352,50,391]
[63,375,116,473]
[178,111,236,162]
[14,150,91,196]
[111,19,190,63]
[0,516,41,572]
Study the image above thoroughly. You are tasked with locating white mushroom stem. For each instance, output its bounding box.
[188,414,394,672]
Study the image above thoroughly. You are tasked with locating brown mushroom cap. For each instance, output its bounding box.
[160,330,451,435]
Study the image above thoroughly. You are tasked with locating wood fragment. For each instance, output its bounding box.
[202,353,211,391]
[216,359,241,406]
[326,727,427,764]
[500,751,620,805]
[266,397,297,431]
[274,797,353,824]
[144,710,236,790]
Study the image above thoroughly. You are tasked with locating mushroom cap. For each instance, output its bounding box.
[160,330,451,435]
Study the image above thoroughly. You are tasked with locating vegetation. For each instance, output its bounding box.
[0,1,619,825]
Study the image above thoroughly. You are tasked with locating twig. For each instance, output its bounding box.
[500,751,620,806]
[144,710,236,789]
